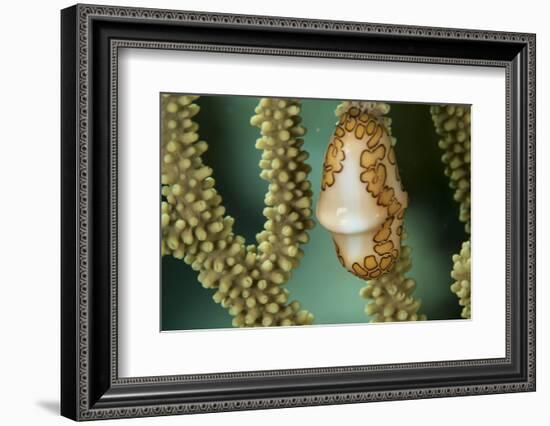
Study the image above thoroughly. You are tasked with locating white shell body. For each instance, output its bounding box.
[316,107,408,280]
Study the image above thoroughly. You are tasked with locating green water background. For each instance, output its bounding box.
[161,96,467,330]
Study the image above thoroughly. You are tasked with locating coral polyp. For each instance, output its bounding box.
[161,94,314,327]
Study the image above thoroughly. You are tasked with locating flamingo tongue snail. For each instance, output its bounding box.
[316,105,408,280]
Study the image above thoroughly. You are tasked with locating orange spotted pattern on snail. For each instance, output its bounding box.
[316,107,408,280]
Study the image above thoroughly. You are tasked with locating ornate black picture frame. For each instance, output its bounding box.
[61,3,536,421]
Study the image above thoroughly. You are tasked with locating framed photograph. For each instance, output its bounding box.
[61,3,536,421]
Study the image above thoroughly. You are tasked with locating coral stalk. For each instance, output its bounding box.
[430,105,471,234]
[161,95,314,327]
[450,240,471,319]
[431,104,471,318]
[359,231,426,322]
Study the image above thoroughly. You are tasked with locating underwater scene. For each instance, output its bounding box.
[160,95,471,331]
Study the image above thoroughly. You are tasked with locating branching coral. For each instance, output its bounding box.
[431,104,472,319]
[430,105,471,234]
[161,94,314,327]
[450,240,471,319]
[335,101,426,322]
